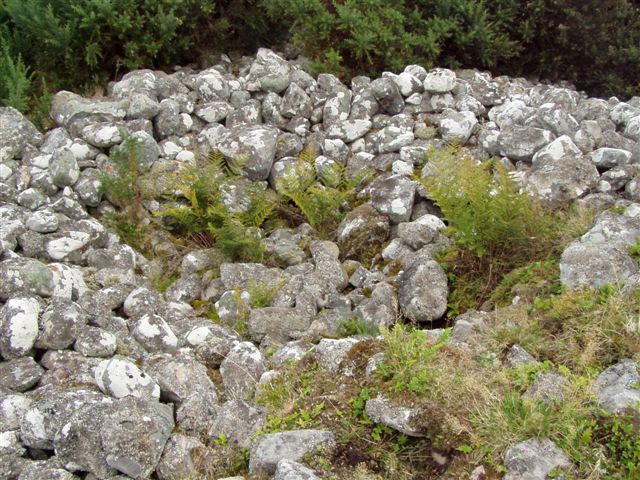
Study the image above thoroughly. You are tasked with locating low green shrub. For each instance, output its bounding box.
[376,324,450,396]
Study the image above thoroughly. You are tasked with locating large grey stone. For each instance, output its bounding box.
[217,125,279,180]
[0,107,42,162]
[368,174,417,224]
[398,259,448,322]
[592,360,640,414]
[0,296,41,359]
[498,126,555,161]
[503,438,572,480]
[365,396,427,437]
[220,341,266,399]
[249,430,336,476]
[55,396,173,479]
[94,357,160,400]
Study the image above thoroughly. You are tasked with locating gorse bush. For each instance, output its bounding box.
[262,0,519,77]
[2,0,638,125]
[0,0,286,93]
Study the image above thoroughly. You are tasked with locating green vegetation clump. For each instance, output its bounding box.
[4,1,638,125]
[159,151,278,263]
[415,144,581,314]
[261,0,518,77]
[277,146,368,238]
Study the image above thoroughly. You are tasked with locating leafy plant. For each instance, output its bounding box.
[159,151,278,262]
[600,412,640,479]
[337,317,380,338]
[417,145,553,259]
[261,0,519,77]
[246,279,285,309]
[277,146,368,238]
[99,135,156,254]
[376,324,450,395]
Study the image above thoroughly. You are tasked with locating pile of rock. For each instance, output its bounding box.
[1,47,640,479]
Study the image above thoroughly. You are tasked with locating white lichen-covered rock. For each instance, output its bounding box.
[217,125,279,181]
[437,109,477,143]
[0,296,41,359]
[367,174,417,224]
[423,68,456,93]
[132,314,178,353]
[0,258,55,300]
[94,357,160,400]
[55,396,174,479]
[365,396,427,437]
[0,107,43,162]
[274,459,321,480]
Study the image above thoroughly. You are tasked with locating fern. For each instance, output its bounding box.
[277,146,368,238]
[159,151,277,262]
[416,144,551,260]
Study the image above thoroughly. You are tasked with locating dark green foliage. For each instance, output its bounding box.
[0,43,31,112]
[492,0,640,99]
[99,136,155,254]
[0,0,286,93]
[261,0,519,77]
[600,412,640,479]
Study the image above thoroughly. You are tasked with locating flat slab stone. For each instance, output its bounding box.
[249,430,335,476]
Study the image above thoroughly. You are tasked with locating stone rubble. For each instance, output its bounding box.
[1,46,639,479]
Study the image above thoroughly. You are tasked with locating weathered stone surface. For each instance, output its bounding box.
[35,297,87,350]
[144,352,217,404]
[0,258,55,300]
[20,387,110,450]
[220,341,266,399]
[156,433,205,480]
[503,438,572,480]
[314,338,361,373]
[336,203,389,259]
[437,109,477,143]
[365,396,427,437]
[371,77,404,115]
[274,459,321,480]
[368,174,417,224]
[592,360,640,414]
[525,152,599,204]
[398,259,448,322]
[0,296,41,359]
[94,357,160,400]
[0,357,43,392]
[423,68,456,93]
[249,430,336,476]
[132,314,178,353]
[55,396,173,479]
[560,212,640,288]
[0,107,43,162]
[209,398,266,449]
[498,125,555,161]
